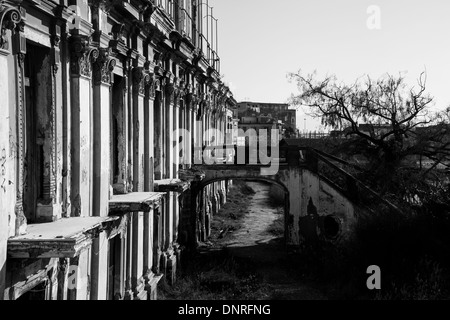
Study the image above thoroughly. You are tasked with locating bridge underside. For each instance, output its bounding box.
[191,164,362,246]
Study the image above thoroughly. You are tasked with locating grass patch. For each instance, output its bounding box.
[267,206,284,237]
[158,249,271,300]
[291,208,450,300]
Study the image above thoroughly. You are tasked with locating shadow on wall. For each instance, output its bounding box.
[268,184,285,205]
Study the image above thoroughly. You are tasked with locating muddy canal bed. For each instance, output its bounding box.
[159,181,327,300]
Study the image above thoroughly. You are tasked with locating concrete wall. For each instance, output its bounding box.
[298,169,357,244]
[194,165,359,247]
[2,0,235,300]
[97,85,111,216]
[269,184,285,204]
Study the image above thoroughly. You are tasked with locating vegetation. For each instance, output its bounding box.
[289,70,450,299]
[266,206,284,237]
[289,71,449,190]
[209,180,255,241]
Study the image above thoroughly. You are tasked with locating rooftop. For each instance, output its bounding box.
[8,216,119,258]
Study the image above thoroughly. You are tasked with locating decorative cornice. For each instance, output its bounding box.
[132,66,150,96]
[163,70,174,83]
[111,22,125,41]
[165,82,176,105]
[186,83,193,95]
[0,1,24,50]
[69,35,99,77]
[51,34,60,47]
[140,0,157,18]
[146,74,156,99]
[88,0,113,12]
[186,93,198,111]
[93,47,116,85]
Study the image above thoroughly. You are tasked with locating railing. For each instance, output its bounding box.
[171,0,193,40]
[199,33,220,72]
[157,0,220,73]
[307,148,402,215]
[191,144,402,215]
[297,132,330,139]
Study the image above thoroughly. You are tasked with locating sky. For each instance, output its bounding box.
[207,0,450,132]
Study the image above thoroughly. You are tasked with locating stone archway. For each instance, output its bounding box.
[194,177,291,245]
[184,164,361,249]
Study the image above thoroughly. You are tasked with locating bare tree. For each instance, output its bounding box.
[288,71,450,194]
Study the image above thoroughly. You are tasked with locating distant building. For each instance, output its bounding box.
[0,0,235,300]
[236,102,298,144]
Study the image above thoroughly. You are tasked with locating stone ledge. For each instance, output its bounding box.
[7,216,119,259]
[178,168,206,182]
[154,179,190,193]
[109,192,166,214]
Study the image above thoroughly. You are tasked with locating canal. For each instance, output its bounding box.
[159,181,327,300]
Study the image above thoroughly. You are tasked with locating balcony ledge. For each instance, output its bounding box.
[154,179,190,193]
[109,192,166,214]
[7,216,119,259]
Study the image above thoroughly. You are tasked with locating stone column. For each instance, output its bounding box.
[152,205,163,275]
[165,77,175,179]
[143,206,154,290]
[173,92,180,179]
[132,66,149,192]
[69,35,98,217]
[2,10,27,235]
[185,95,192,167]
[111,74,129,194]
[91,48,115,300]
[92,48,115,215]
[153,86,164,180]
[0,4,22,294]
[124,213,133,300]
[132,210,146,299]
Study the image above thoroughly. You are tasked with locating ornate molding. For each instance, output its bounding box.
[132,66,150,96]
[15,36,27,234]
[51,34,60,47]
[93,48,116,85]
[186,93,198,111]
[217,92,227,107]
[88,0,114,12]
[51,34,60,76]
[111,22,125,41]
[140,0,157,18]
[69,35,100,77]
[153,50,164,68]
[0,1,24,50]
[16,51,24,67]
[146,74,156,99]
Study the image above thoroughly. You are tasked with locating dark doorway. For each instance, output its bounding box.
[23,41,52,223]
[17,280,48,300]
[110,74,126,192]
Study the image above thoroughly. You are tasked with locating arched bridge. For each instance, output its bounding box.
[187,145,398,247]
